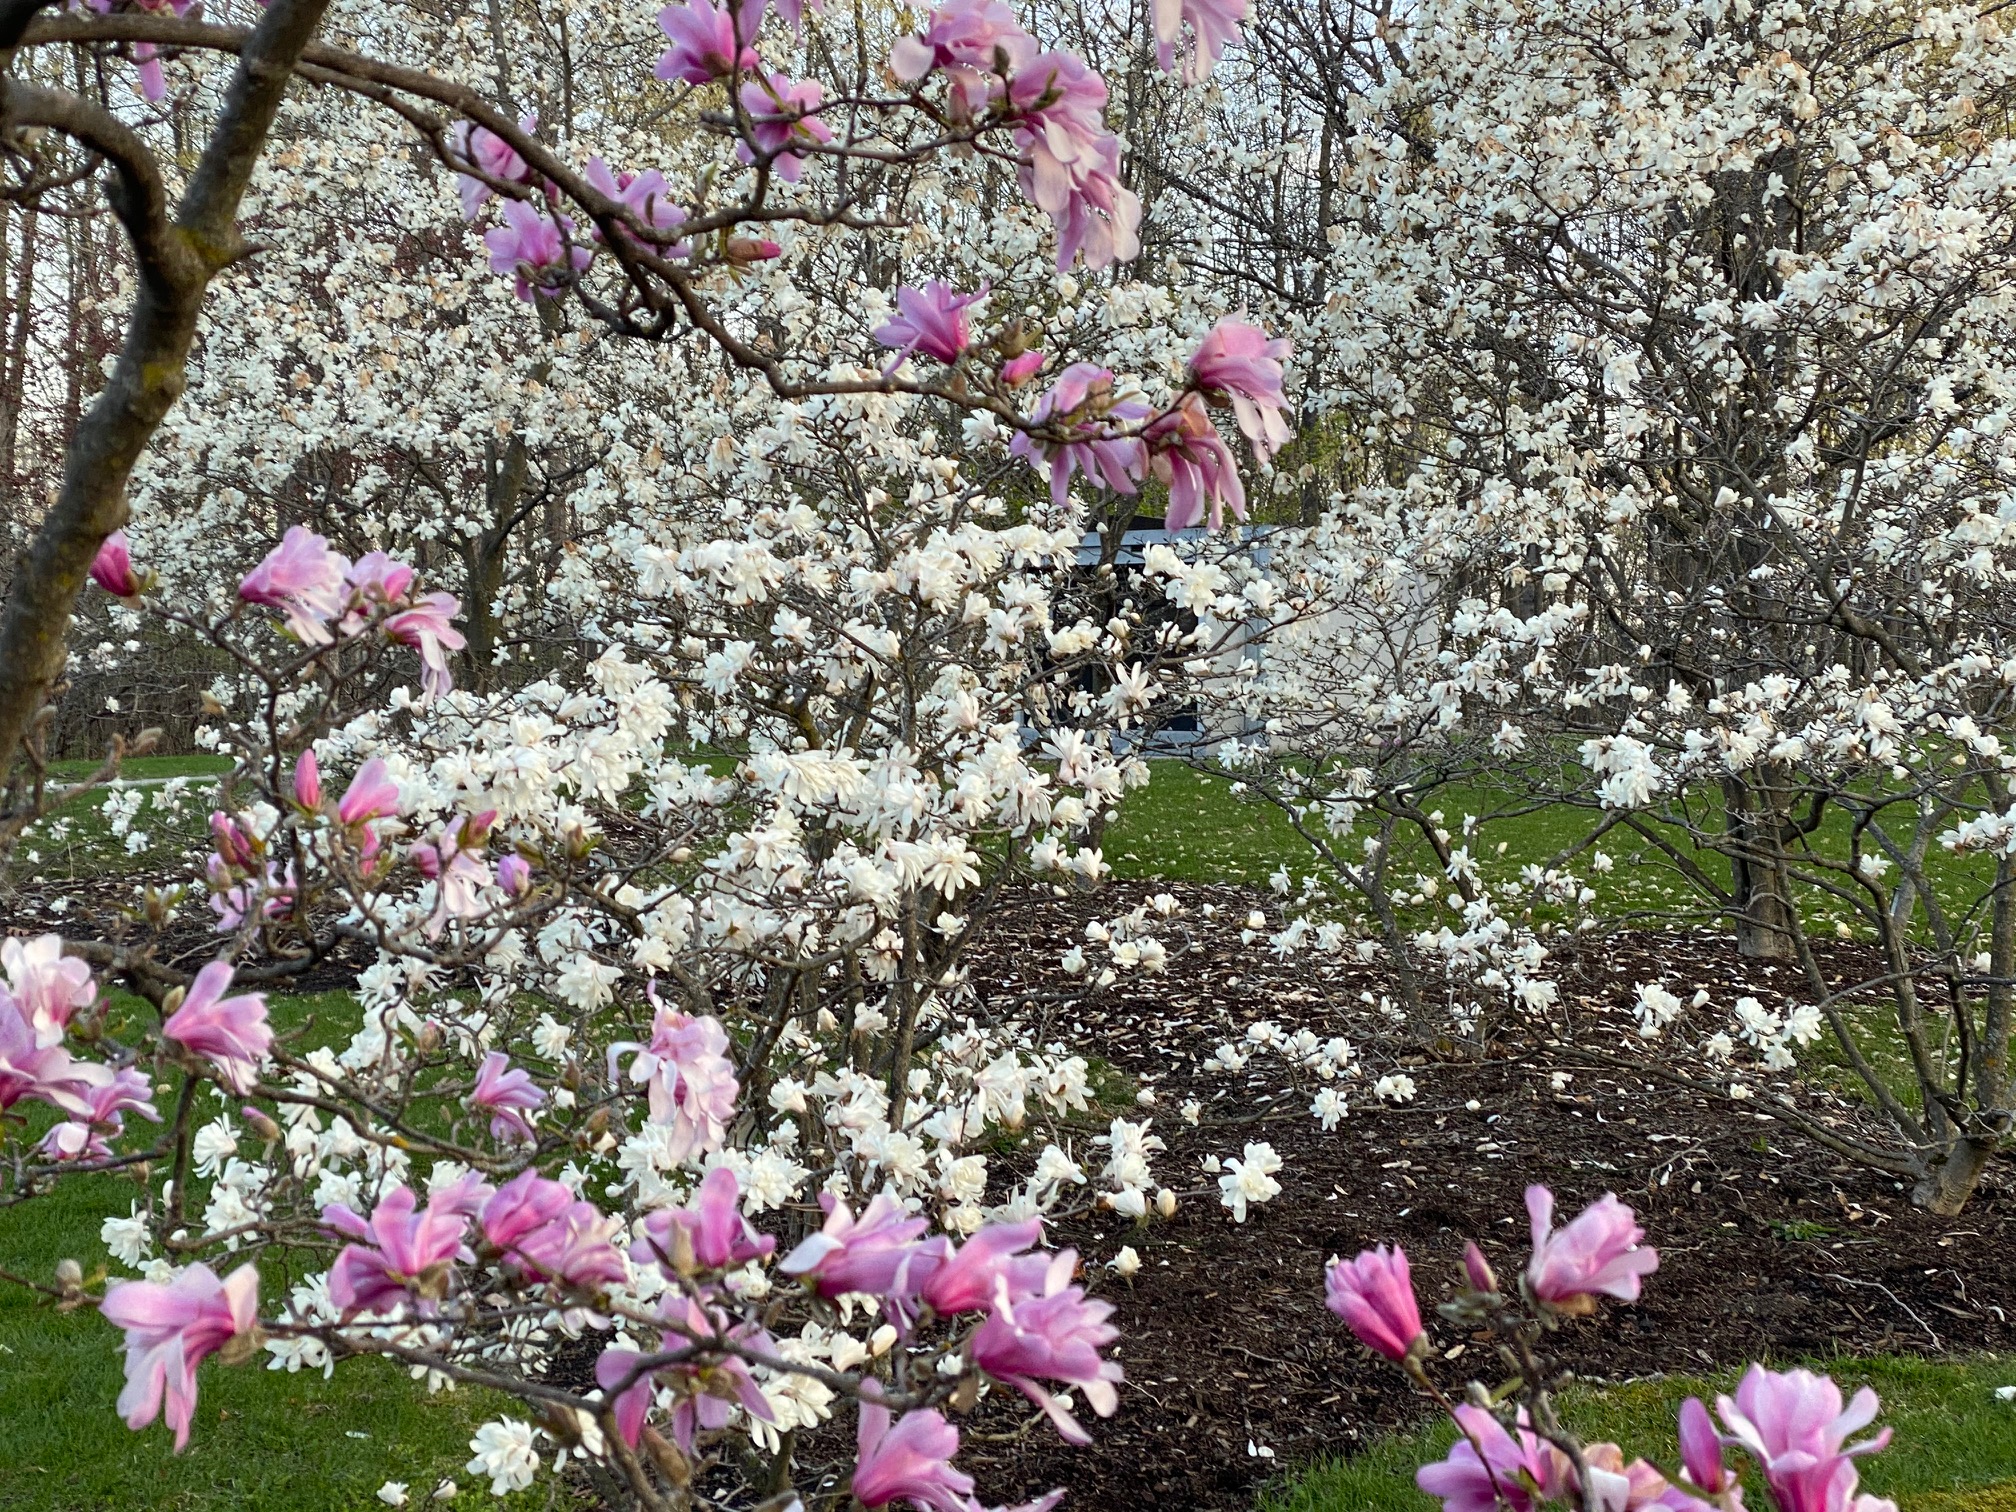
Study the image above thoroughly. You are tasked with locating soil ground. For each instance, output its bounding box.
[950,885,2016,1512]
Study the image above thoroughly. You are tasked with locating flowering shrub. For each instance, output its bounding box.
[1327,1186,1901,1512]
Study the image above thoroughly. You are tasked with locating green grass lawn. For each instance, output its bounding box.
[1263,1357,2016,1512]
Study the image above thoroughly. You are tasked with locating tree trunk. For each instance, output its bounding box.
[1912,1137,1997,1216]
[1724,774,1796,959]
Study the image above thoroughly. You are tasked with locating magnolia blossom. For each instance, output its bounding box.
[338,758,402,826]
[39,1067,158,1161]
[291,750,322,811]
[1007,51,1141,270]
[605,1298,776,1452]
[491,1189,626,1292]
[583,158,691,255]
[449,113,537,218]
[850,1397,975,1512]
[624,1002,739,1161]
[161,962,272,1094]
[1146,393,1246,532]
[0,979,113,1117]
[1325,1246,1425,1362]
[409,811,496,938]
[324,1173,489,1317]
[655,0,759,84]
[633,1166,776,1274]
[1189,316,1292,464]
[779,1191,943,1303]
[89,530,142,597]
[1523,1185,1658,1311]
[734,73,834,182]
[470,1051,543,1141]
[2,933,96,1050]
[889,0,1037,116]
[238,526,348,644]
[101,1262,260,1450]
[875,281,986,372]
[1417,1404,1569,1512]
[1717,1365,1892,1512]
[969,1249,1122,1443]
[1152,0,1246,81]
[1008,363,1147,507]
[919,1216,1044,1315]
[483,200,593,301]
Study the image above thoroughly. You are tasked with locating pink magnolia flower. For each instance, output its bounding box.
[623,999,739,1162]
[734,73,833,182]
[239,525,349,645]
[779,1191,944,1304]
[207,859,294,934]
[850,1397,975,1512]
[1007,51,1141,271]
[584,158,691,255]
[1716,1365,1890,1512]
[1417,1404,1571,1512]
[655,1296,777,1451]
[496,854,532,896]
[90,530,143,597]
[1580,1443,1691,1512]
[338,551,418,632]
[1523,1185,1658,1311]
[596,1345,656,1447]
[38,1065,159,1161]
[324,1173,489,1318]
[875,281,986,372]
[1009,362,1148,507]
[162,962,272,1094]
[2,933,96,1050]
[384,589,466,701]
[450,112,538,219]
[484,199,593,302]
[919,1216,1045,1316]
[656,0,759,84]
[1152,0,1246,82]
[999,349,1044,386]
[101,1261,259,1450]
[471,1050,543,1141]
[969,1249,1122,1444]
[1463,1239,1499,1294]
[338,757,402,825]
[633,1166,777,1274]
[409,810,495,938]
[291,750,322,811]
[889,0,1037,116]
[479,1172,628,1291]
[0,995,108,1117]
[1324,1245,1424,1362]
[1189,316,1293,463]
[1678,1397,1739,1501]
[1145,392,1246,532]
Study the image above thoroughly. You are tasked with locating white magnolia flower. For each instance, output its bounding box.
[466,1419,541,1496]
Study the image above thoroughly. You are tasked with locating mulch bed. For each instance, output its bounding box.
[950,885,2016,1511]
[12,875,2011,1511]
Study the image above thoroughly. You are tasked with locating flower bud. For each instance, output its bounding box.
[1154,1187,1177,1218]
[1462,1240,1498,1294]
[241,1105,283,1144]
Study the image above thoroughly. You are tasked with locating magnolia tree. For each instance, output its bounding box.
[1155,0,2016,1210]
[0,0,1329,1500]
[1328,1183,1905,1512]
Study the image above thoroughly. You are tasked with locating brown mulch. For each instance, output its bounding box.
[13,875,2011,1511]
[948,884,2015,1511]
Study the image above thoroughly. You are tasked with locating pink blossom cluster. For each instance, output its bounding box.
[235,526,464,698]
[1324,1186,1896,1512]
[0,935,158,1161]
[1002,316,1292,525]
